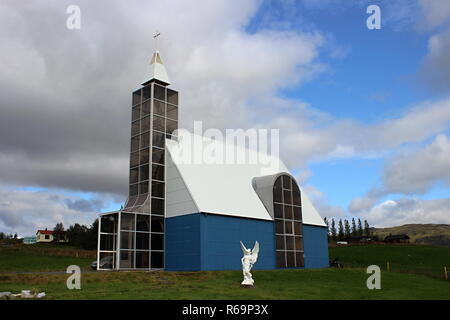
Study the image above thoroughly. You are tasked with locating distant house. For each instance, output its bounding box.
[384,234,410,243]
[36,229,54,243]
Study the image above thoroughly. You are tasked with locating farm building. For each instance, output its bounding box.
[384,234,410,243]
[97,50,329,271]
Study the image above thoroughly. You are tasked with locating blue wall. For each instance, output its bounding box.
[165,213,329,271]
[165,213,275,271]
[165,213,202,271]
[303,224,329,268]
[200,213,275,270]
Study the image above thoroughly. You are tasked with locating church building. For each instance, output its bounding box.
[97,48,329,271]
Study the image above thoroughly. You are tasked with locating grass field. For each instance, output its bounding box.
[0,243,94,272]
[0,268,449,300]
[0,243,449,299]
[329,244,450,279]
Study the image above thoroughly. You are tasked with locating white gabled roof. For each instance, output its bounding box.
[165,131,326,227]
[143,51,170,85]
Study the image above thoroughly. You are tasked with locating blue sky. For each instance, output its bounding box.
[245,0,450,224]
[1,0,450,236]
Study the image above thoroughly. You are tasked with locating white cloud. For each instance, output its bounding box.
[349,134,450,226]
[420,28,450,91]
[0,188,103,237]
[383,134,450,194]
[361,197,450,227]
[349,194,379,213]
[274,97,450,168]
[302,185,346,219]
[0,0,325,195]
[418,0,450,30]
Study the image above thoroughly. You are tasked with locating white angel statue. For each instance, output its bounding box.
[240,240,259,286]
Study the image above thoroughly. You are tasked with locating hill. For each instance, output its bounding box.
[372,224,450,246]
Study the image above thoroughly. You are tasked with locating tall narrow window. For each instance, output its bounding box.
[274,175,304,268]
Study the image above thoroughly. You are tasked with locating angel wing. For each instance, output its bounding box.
[240,241,249,255]
[250,241,259,264]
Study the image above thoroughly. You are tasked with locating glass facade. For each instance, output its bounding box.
[274,175,304,268]
[99,80,178,270]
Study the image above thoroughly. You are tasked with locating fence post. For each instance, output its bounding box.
[445,266,448,281]
[387,261,390,272]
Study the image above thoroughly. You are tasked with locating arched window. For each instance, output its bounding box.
[273,175,304,268]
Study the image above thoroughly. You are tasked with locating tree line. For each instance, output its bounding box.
[0,232,18,240]
[0,220,99,250]
[52,219,99,250]
[323,217,372,242]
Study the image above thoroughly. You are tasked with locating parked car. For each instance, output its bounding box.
[336,241,348,245]
[91,255,113,270]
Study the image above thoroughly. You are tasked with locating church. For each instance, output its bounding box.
[97,48,329,271]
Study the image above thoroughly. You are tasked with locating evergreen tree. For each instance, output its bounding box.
[344,219,351,238]
[357,218,363,236]
[324,217,330,242]
[67,223,88,247]
[364,220,371,237]
[338,219,344,241]
[351,218,357,237]
[66,219,98,250]
[53,222,65,243]
[331,218,337,242]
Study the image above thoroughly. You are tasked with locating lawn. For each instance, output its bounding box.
[329,244,450,279]
[0,243,94,272]
[0,243,449,299]
[0,268,449,299]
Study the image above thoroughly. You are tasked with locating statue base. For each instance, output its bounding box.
[240,284,256,289]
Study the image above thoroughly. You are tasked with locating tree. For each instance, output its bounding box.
[66,219,98,250]
[83,219,98,250]
[324,217,330,242]
[357,218,363,237]
[331,218,337,242]
[338,219,344,241]
[364,220,371,237]
[351,218,357,237]
[53,222,66,243]
[344,219,351,238]
[67,223,88,247]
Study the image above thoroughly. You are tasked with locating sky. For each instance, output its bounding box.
[1,0,450,236]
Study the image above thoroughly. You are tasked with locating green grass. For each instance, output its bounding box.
[0,268,448,300]
[0,244,93,272]
[0,251,92,272]
[329,244,450,279]
[1,243,449,299]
